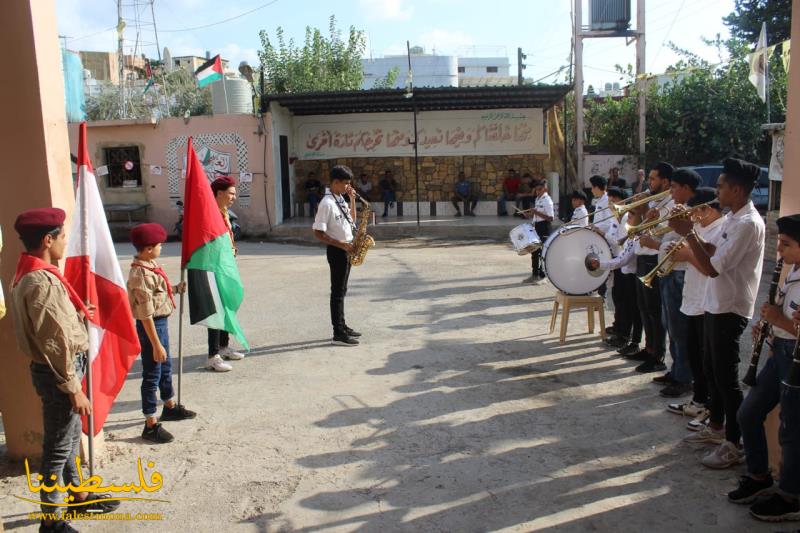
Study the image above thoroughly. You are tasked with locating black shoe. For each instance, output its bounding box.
[660,382,693,398]
[455,211,462,217]
[635,358,666,373]
[142,422,174,444]
[617,343,640,356]
[624,349,650,361]
[343,326,362,337]
[652,372,675,384]
[605,326,617,335]
[603,335,627,348]
[728,474,774,504]
[40,521,79,533]
[750,493,800,521]
[160,404,197,421]
[71,492,121,513]
[381,213,388,218]
[332,334,359,346]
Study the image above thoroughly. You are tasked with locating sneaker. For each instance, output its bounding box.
[160,404,196,421]
[381,213,388,218]
[624,349,650,361]
[142,422,174,444]
[728,474,774,504]
[219,346,244,360]
[40,520,79,532]
[605,326,617,335]
[660,382,693,398]
[687,412,710,431]
[344,326,362,337]
[603,335,628,348]
[332,334,359,347]
[750,493,800,522]
[617,343,641,356]
[70,492,121,513]
[701,440,745,469]
[666,400,706,417]
[635,358,667,373]
[683,425,724,445]
[206,354,233,372]
[652,372,675,384]
[521,275,537,284]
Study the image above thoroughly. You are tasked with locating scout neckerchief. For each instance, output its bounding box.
[13,253,91,319]
[131,260,176,307]
[328,191,356,233]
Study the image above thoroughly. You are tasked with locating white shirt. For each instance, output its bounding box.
[358,180,373,192]
[531,192,554,224]
[600,237,637,275]
[680,215,727,316]
[570,205,589,227]
[773,265,800,339]
[705,201,766,318]
[657,202,687,272]
[312,188,354,243]
[592,193,612,235]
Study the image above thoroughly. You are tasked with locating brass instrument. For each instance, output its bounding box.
[638,235,687,288]
[571,189,670,225]
[591,189,672,226]
[349,192,375,266]
[625,200,715,238]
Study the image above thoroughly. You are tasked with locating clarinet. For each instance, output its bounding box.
[783,332,800,389]
[743,258,784,386]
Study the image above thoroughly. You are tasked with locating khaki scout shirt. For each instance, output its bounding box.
[127,259,174,321]
[10,270,89,394]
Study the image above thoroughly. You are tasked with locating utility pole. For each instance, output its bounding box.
[636,0,646,167]
[517,47,527,86]
[574,0,584,184]
[150,0,162,62]
[117,0,125,117]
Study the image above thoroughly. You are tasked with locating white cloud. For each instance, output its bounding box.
[359,0,414,21]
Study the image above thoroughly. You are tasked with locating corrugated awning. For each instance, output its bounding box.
[261,85,571,115]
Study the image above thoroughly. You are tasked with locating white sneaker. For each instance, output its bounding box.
[219,346,244,360]
[687,412,710,432]
[683,425,724,445]
[701,440,745,469]
[206,354,233,372]
[666,400,707,418]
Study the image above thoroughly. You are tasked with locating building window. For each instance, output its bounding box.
[457,66,465,73]
[486,66,498,73]
[104,146,142,188]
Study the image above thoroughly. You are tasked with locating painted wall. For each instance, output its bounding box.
[582,154,638,187]
[66,114,275,235]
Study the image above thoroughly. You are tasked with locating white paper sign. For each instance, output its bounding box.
[96,165,109,176]
[150,165,163,175]
[239,171,253,183]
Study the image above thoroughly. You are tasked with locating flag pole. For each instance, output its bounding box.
[80,161,95,477]
[765,23,771,123]
[221,76,230,114]
[177,268,185,406]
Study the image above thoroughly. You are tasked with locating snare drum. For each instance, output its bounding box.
[542,225,611,295]
[509,223,541,255]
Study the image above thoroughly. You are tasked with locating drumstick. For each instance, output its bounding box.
[513,206,534,215]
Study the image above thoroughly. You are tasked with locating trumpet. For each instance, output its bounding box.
[570,189,670,225]
[638,236,688,288]
[591,189,672,226]
[625,200,715,237]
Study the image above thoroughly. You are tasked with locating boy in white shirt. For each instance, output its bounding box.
[522,179,554,284]
[569,190,589,227]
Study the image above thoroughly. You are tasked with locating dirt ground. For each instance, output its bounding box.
[0,241,779,532]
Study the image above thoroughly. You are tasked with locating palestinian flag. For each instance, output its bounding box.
[144,59,154,93]
[195,55,223,88]
[65,122,141,435]
[181,137,248,348]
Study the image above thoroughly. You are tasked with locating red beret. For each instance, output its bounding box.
[131,223,167,249]
[14,208,66,237]
[210,176,236,194]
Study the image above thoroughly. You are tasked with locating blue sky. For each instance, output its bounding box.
[56,0,737,89]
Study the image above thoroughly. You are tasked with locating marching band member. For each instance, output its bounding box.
[522,179,554,285]
[670,158,765,469]
[589,175,612,235]
[728,214,800,522]
[599,187,627,347]
[568,190,589,227]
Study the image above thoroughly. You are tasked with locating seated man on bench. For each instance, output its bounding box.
[451,171,478,217]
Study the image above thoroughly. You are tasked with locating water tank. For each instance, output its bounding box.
[211,77,254,114]
[589,0,631,31]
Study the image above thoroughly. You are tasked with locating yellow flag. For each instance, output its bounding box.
[782,40,791,73]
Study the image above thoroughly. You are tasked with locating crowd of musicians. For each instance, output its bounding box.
[526,158,800,524]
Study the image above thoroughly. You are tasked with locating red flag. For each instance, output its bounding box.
[65,122,141,436]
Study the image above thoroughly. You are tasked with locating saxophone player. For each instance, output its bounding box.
[313,165,362,347]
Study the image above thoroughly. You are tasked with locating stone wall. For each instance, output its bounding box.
[294,154,557,201]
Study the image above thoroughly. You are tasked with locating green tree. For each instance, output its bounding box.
[723,0,792,43]
[372,67,400,89]
[258,15,366,94]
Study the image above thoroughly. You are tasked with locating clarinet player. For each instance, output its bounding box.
[728,214,800,523]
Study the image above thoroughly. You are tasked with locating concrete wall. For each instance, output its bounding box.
[268,103,294,223]
[362,55,459,89]
[781,0,800,216]
[66,114,276,236]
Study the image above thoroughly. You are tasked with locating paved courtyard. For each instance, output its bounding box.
[0,240,775,532]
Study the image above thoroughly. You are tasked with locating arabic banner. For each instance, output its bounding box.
[294,108,547,160]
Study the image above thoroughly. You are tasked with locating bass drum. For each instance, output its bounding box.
[542,225,611,295]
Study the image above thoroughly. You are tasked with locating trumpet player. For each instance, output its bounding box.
[729,214,800,522]
[669,158,765,470]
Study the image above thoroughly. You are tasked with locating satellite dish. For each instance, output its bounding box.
[163,47,172,72]
[238,61,254,83]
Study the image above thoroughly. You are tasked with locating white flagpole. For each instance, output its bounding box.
[221,76,230,114]
[764,22,771,123]
[177,268,185,405]
[80,168,95,477]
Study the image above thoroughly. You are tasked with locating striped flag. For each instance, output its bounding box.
[195,55,223,88]
[65,122,141,435]
[181,137,248,348]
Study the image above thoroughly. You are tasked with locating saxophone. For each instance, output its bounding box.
[350,192,375,266]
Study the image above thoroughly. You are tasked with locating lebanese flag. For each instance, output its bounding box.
[182,137,248,349]
[195,55,223,88]
[65,122,141,436]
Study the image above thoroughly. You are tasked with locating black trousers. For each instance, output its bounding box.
[686,313,708,404]
[327,245,352,335]
[208,329,229,357]
[703,312,748,443]
[635,255,665,357]
[452,195,478,214]
[531,221,551,276]
[613,270,642,343]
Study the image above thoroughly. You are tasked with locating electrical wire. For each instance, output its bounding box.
[158,0,281,33]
